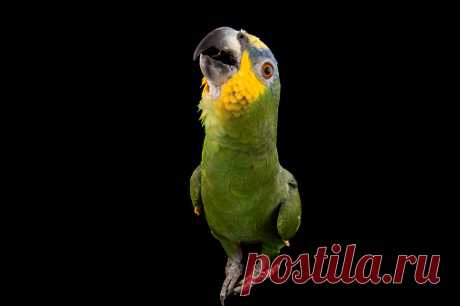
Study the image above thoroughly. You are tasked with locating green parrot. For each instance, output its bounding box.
[191,27,301,304]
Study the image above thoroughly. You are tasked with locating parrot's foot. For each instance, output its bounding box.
[220,259,243,306]
[232,260,262,295]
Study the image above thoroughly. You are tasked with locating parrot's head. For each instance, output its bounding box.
[194,27,280,142]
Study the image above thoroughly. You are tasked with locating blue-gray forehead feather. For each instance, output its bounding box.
[248,47,277,65]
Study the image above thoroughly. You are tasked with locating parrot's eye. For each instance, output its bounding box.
[261,62,274,79]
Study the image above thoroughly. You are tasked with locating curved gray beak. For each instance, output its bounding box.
[193,27,245,87]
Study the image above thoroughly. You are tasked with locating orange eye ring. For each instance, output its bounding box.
[261,62,274,79]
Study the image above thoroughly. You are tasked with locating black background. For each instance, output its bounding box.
[68,4,455,305]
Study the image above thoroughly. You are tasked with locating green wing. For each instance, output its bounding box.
[277,170,302,241]
[190,165,203,216]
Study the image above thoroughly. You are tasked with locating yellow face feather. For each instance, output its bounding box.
[201,50,267,118]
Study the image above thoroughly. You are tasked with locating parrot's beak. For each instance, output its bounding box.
[194,27,246,90]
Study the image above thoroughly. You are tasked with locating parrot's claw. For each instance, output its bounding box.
[193,207,201,216]
[220,260,242,305]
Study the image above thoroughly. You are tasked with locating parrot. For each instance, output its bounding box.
[190,27,301,305]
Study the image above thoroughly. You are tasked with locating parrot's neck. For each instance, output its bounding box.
[200,90,280,179]
[201,111,279,183]
[202,110,278,156]
[204,130,276,156]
